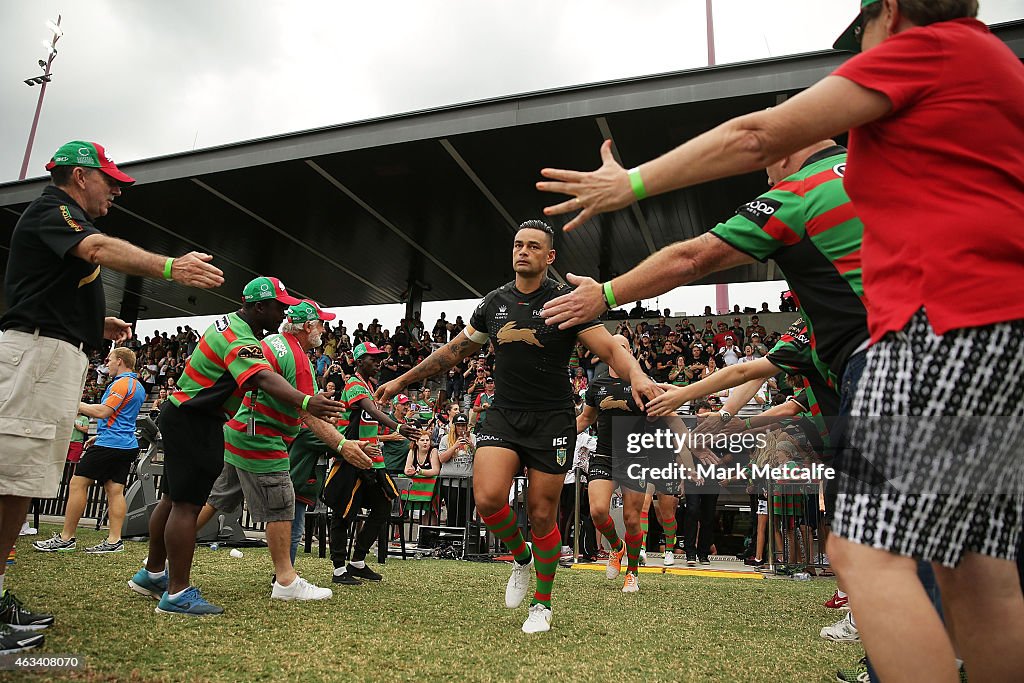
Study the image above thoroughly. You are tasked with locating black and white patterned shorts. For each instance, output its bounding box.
[833,310,1024,567]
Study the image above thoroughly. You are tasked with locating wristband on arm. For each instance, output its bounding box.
[602,281,618,310]
[301,395,311,411]
[163,258,175,281]
[335,436,347,454]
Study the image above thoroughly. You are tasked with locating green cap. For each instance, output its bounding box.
[352,342,386,360]
[285,300,337,323]
[45,140,135,184]
[834,0,881,52]
[242,276,301,305]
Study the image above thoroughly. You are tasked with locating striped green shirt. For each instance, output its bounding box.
[712,147,868,382]
[339,374,384,469]
[224,332,317,473]
[169,312,272,418]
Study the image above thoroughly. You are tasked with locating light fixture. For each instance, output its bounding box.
[40,40,56,56]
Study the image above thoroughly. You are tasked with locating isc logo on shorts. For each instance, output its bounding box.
[552,436,568,447]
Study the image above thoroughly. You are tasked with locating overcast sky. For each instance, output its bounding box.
[3,1,1021,333]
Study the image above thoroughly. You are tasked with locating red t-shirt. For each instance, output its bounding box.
[833,18,1024,342]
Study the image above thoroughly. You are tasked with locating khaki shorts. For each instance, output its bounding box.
[0,330,88,498]
[207,461,295,524]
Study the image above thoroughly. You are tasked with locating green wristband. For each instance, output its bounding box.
[744,418,752,429]
[627,167,647,200]
[163,257,174,281]
[301,395,311,411]
[335,436,346,453]
[602,281,618,310]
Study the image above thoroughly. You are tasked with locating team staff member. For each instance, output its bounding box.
[128,278,345,616]
[324,342,420,585]
[376,221,660,633]
[380,395,413,476]
[0,140,222,649]
[196,300,377,602]
[34,347,145,555]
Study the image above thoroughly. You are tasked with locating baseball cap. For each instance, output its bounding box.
[353,341,386,360]
[242,276,301,305]
[45,141,136,185]
[453,414,469,425]
[285,300,336,323]
[834,0,880,52]
[486,376,494,383]
[393,394,411,405]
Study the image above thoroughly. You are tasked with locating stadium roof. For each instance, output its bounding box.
[2,20,1021,320]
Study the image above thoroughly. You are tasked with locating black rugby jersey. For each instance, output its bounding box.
[584,373,644,456]
[468,278,601,411]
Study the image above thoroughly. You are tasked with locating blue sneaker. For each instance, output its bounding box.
[155,587,223,616]
[128,567,167,600]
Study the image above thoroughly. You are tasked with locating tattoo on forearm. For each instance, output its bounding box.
[407,338,475,382]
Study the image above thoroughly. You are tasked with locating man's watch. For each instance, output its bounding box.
[718,410,732,423]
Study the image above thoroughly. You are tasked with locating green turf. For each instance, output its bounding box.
[4,525,860,682]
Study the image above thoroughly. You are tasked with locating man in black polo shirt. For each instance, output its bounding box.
[0,141,223,651]
[375,220,659,634]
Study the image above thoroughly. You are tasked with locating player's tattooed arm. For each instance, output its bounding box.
[402,331,483,386]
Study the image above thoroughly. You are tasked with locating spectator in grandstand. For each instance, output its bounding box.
[746,316,767,341]
[149,388,168,420]
[738,345,757,365]
[471,377,495,433]
[719,336,742,366]
[0,140,224,645]
[35,347,145,555]
[730,318,746,346]
[571,367,588,394]
[539,2,1024,676]
[446,367,466,402]
[403,432,441,523]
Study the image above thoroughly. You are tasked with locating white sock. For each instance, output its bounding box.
[168,588,188,600]
[836,590,847,599]
[147,570,166,581]
[333,566,347,576]
[350,560,365,569]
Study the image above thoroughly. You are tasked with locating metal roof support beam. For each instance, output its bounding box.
[304,159,482,298]
[190,178,393,301]
[439,138,565,284]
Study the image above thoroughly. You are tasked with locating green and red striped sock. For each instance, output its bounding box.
[481,504,532,565]
[640,509,649,550]
[530,525,561,609]
[593,514,622,551]
[660,516,677,550]
[625,532,643,574]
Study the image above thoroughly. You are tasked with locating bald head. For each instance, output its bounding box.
[766,140,838,186]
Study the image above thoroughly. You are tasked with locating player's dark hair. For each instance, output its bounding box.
[518,219,555,249]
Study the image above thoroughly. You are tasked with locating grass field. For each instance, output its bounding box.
[4,525,862,682]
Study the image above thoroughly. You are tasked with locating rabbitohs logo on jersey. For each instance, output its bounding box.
[214,316,230,332]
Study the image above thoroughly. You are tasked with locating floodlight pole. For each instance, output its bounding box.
[706,0,716,66]
[19,14,62,181]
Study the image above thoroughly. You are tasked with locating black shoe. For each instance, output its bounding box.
[0,625,44,654]
[699,555,711,566]
[0,591,54,631]
[686,554,697,567]
[346,563,382,582]
[332,570,362,585]
[270,574,276,587]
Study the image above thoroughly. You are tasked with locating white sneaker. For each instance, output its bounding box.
[820,612,859,642]
[639,549,647,566]
[19,523,37,536]
[505,555,533,608]
[663,550,675,567]
[521,603,552,633]
[271,576,333,602]
[622,572,639,593]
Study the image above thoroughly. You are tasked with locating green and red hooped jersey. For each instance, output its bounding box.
[169,312,271,419]
[223,332,317,474]
[711,147,868,383]
[339,374,385,469]
[767,322,837,451]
